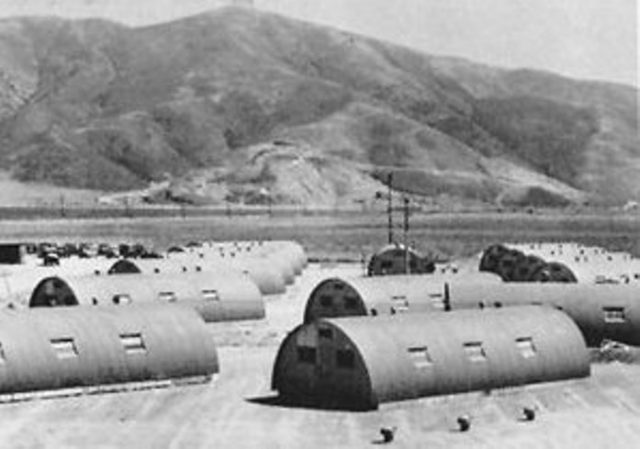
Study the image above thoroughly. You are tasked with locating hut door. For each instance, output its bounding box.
[316,326,334,379]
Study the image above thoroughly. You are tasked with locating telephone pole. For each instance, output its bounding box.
[403,196,410,274]
[387,173,393,244]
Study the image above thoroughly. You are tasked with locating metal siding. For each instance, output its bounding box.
[0,304,218,394]
[29,272,264,323]
[448,283,640,347]
[304,276,449,323]
[280,307,589,408]
[123,255,287,296]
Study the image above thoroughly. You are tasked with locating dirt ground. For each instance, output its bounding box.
[0,263,639,448]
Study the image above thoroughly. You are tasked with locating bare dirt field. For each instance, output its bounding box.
[0,263,640,448]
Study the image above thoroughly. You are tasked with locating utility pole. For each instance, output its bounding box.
[387,172,393,244]
[403,196,410,274]
[59,194,66,218]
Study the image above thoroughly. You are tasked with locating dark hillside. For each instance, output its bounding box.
[0,7,636,206]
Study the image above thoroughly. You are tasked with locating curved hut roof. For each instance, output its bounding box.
[273,306,589,410]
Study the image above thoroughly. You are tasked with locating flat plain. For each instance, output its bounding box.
[0,212,639,448]
[1,210,640,261]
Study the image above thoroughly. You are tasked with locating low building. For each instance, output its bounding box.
[0,243,25,265]
[367,244,435,276]
[108,257,287,295]
[303,274,501,323]
[305,276,640,348]
[29,271,264,323]
[448,282,640,347]
[0,303,218,395]
[273,307,589,410]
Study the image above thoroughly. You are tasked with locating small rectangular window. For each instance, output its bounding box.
[603,306,626,323]
[112,294,131,305]
[297,346,316,364]
[50,338,78,359]
[344,296,359,310]
[336,349,355,369]
[381,260,393,269]
[319,295,333,307]
[408,346,432,368]
[429,293,445,309]
[120,333,147,354]
[333,283,345,291]
[463,342,487,362]
[158,291,176,302]
[202,289,219,301]
[391,296,409,312]
[318,327,333,339]
[516,337,537,358]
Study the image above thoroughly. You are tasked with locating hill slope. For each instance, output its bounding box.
[0,7,637,207]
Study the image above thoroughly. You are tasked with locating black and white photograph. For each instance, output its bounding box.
[0,0,637,447]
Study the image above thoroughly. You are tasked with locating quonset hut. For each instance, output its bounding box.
[0,304,218,395]
[29,271,264,323]
[273,307,589,410]
[447,283,640,347]
[367,244,435,276]
[109,258,286,295]
[303,274,501,323]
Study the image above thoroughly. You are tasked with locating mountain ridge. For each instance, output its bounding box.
[0,6,637,207]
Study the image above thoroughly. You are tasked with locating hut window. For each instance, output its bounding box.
[463,342,487,362]
[318,328,333,339]
[336,349,355,369]
[603,306,626,323]
[381,260,393,270]
[112,294,131,305]
[344,296,359,310]
[158,291,176,302]
[202,290,220,301]
[391,296,409,312]
[120,333,147,354]
[333,283,345,291]
[50,338,78,359]
[319,295,333,307]
[408,346,432,368]
[297,346,316,364]
[515,337,537,358]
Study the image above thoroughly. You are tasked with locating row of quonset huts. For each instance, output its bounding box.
[0,240,306,398]
[272,273,640,410]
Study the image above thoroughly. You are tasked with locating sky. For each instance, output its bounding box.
[0,0,637,87]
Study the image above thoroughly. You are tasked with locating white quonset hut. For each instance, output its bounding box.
[198,240,306,283]
[273,307,589,410]
[29,271,264,323]
[0,303,218,395]
[448,282,640,347]
[303,274,502,323]
[109,257,286,295]
[304,276,640,348]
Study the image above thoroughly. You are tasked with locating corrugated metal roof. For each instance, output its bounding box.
[449,282,640,346]
[29,271,264,323]
[0,303,218,395]
[274,306,589,409]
